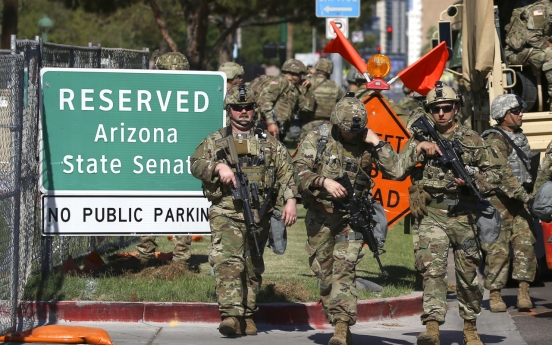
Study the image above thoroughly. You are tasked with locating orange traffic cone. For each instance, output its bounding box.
[61,255,82,277]
[82,250,106,274]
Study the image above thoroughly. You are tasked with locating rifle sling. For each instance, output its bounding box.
[491,127,532,173]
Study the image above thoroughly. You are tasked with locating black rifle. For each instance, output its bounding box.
[411,115,483,200]
[334,174,386,277]
[215,136,262,256]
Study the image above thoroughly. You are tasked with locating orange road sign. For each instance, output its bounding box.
[362,93,412,228]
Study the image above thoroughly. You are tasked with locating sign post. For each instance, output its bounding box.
[40,68,226,235]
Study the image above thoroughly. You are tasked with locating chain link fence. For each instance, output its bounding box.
[0,37,150,334]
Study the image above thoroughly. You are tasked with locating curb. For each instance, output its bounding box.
[20,292,422,328]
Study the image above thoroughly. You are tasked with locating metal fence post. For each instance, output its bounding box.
[142,47,149,69]
[97,44,102,68]
[9,54,24,332]
[69,48,74,68]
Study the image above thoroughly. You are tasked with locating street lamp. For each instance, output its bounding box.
[38,15,54,42]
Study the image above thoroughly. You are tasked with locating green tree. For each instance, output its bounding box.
[421,25,438,55]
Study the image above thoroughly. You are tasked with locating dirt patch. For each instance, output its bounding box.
[92,254,195,280]
[133,261,196,280]
[260,279,311,302]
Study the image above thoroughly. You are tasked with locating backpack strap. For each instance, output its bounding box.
[489,127,532,172]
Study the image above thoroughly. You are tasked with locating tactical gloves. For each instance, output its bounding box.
[408,184,432,219]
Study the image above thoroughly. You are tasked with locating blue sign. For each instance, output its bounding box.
[316,0,361,18]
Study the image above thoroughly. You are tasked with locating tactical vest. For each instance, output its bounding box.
[204,127,275,204]
[415,125,478,199]
[505,1,550,52]
[312,124,372,208]
[482,128,532,184]
[311,76,342,120]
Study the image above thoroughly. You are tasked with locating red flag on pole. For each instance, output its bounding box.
[396,41,449,96]
[323,21,367,74]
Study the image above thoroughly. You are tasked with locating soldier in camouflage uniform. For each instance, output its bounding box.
[535,140,552,191]
[292,94,399,345]
[219,62,244,91]
[345,68,359,92]
[300,58,346,139]
[398,86,419,114]
[257,58,314,140]
[190,84,299,337]
[137,52,192,264]
[504,0,552,109]
[370,82,503,345]
[481,94,537,313]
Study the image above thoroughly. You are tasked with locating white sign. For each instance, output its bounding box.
[326,18,349,39]
[42,195,212,235]
[352,31,364,43]
[295,53,320,68]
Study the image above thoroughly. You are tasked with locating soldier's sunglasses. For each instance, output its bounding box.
[230,104,254,112]
[509,107,523,115]
[430,105,453,114]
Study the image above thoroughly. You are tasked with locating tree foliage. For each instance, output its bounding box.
[25,0,378,70]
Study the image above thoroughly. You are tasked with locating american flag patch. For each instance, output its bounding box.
[534,9,544,16]
[270,81,278,84]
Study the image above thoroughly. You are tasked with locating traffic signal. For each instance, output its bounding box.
[386,26,393,41]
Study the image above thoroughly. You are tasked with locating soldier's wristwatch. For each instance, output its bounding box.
[372,140,386,151]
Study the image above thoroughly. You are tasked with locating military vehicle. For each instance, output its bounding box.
[433,0,552,151]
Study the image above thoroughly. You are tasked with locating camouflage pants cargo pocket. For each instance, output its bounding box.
[208,230,223,268]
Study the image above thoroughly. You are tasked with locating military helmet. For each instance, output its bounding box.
[281,58,306,74]
[155,52,190,70]
[491,93,527,120]
[218,62,244,80]
[346,68,357,83]
[225,84,256,106]
[353,67,366,82]
[425,81,462,106]
[330,93,368,132]
[314,58,333,75]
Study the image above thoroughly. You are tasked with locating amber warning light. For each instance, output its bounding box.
[365,54,391,90]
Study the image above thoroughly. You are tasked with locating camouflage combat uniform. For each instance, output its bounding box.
[292,97,398,327]
[481,127,536,290]
[535,140,552,191]
[190,126,298,319]
[257,59,314,140]
[377,121,501,325]
[137,51,192,262]
[300,59,346,138]
[398,95,419,114]
[504,0,552,105]
[136,236,191,262]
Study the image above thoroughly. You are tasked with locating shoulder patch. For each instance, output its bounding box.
[270,81,279,85]
[534,9,544,16]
